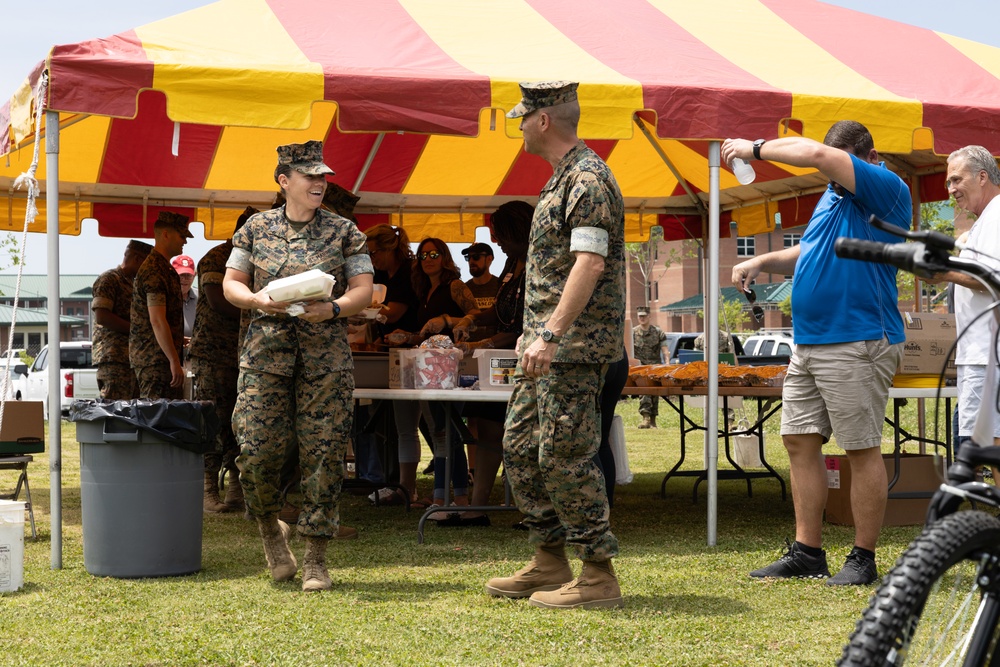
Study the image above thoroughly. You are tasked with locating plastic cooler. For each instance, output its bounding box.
[472,349,518,391]
[73,403,212,578]
[0,499,25,592]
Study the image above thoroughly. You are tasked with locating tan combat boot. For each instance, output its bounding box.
[484,544,573,598]
[335,525,358,540]
[638,415,652,430]
[649,415,657,429]
[528,559,623,610]
[302,537,332,592]
[257,515,297,581]
[203,471,228,513]
[223,466,245,511]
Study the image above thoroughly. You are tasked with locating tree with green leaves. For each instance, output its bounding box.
[625,226,691,308]
[698,296,751,333]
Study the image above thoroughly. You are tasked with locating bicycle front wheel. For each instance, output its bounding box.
[839,510,1000,666]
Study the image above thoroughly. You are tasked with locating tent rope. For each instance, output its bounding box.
[2,71,48,430]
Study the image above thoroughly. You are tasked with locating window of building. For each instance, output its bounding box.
[783,233,801,249]
[12,333,23,349]
[736,236,755,257]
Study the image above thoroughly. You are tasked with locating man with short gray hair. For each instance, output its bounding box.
[932,146,1000,456]
[484,81,626,609]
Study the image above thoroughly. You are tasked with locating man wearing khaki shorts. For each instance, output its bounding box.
[724,120,909,586]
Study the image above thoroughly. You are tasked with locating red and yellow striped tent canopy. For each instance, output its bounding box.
[3,0,1000,243]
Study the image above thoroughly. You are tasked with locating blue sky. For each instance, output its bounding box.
[1,0,998,276]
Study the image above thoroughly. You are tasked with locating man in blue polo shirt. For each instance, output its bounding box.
[723,121,910,586]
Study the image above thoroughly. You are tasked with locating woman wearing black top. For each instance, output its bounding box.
[448,201,533,525]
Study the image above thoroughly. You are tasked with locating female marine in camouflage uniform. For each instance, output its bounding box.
[223,141,373,592]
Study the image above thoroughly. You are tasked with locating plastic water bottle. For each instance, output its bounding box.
[731,158,756,185]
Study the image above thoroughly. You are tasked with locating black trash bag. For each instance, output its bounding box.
[68,399,220,455]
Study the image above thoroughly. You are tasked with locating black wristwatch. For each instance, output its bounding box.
[541,328,561,344]
[331,301,341,318]
[752,139,766,161]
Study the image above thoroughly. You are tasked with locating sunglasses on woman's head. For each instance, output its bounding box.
[418,251,441,260]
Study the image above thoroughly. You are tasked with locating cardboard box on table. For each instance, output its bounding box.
[825,453,945,527]
[0,401,44,455]
[896,312,957,379]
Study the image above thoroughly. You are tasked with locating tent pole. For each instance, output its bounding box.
[706,141,720,547]
[633,116,706,216]
[45,111,62,569]
[352,133,386,195]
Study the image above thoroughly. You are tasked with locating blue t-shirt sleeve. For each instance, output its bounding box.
[850,154,911,233]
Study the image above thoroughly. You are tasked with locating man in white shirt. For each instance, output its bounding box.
[933,145,1000,452]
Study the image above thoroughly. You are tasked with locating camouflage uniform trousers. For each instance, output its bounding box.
[638,394,660,419]
[503,361,619,562]
[135,363,185,400]
[97,362,139,401]
[637,358,661,419]
[194,363,239,476]
[233,368,354,538]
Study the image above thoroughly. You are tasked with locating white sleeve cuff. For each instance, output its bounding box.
[570,226,609,257]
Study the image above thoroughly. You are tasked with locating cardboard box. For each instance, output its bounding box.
[897,312,957,378]
[0,401,44,455]
[825,453,945,527]
[388,349,406,388]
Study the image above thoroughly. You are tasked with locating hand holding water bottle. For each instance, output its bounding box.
[721,137,765,185]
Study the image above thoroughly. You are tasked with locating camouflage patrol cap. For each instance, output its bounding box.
[126,240,153,256]
[506,81,579,119]
[276,140,335,176]
[153,211,193,238]
[636,306,650,316]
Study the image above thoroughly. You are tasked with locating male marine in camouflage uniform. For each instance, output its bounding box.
[633,306,669,428]
[130,212,190,399]
[485,82,626,610]
[223,140,373,592]
[189,206,256,513]
[92,240,152,400]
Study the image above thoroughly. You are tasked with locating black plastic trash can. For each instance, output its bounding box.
[70,399,219,578]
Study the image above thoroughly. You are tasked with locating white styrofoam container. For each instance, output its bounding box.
[265,269,335,303]
[473,349,518,391]
[0,500,25,593]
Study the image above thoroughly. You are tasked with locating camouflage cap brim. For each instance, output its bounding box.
[293,163,336,176]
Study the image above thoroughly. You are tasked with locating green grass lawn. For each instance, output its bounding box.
[0,395,952,667]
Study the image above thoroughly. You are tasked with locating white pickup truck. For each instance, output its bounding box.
[15,341,100,419]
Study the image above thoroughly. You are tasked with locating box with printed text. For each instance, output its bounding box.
[896,311,957,378]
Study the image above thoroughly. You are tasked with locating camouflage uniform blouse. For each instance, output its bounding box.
[226,206,373,378]
[129,251,184,370]
[91,267,133,365]
[188,241,240,369]
[523,141,625,364]
[633,325,668,365]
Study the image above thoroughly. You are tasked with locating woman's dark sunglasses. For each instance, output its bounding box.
[418,251,441,260]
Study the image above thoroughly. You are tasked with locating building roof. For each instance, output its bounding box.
[0,303,87,326]
[0,275,98,300]
[660,281,791,313]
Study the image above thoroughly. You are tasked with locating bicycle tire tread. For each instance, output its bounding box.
[838,510,1000,666]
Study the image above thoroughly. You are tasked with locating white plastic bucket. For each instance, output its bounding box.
[0,499,25,593]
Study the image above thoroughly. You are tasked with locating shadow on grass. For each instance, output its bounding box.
[624,592,751,616]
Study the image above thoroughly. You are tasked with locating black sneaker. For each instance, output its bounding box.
[826,548,878,586]
[749,540,830,579]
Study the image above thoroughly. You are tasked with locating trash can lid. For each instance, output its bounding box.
[69,399,220,454]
